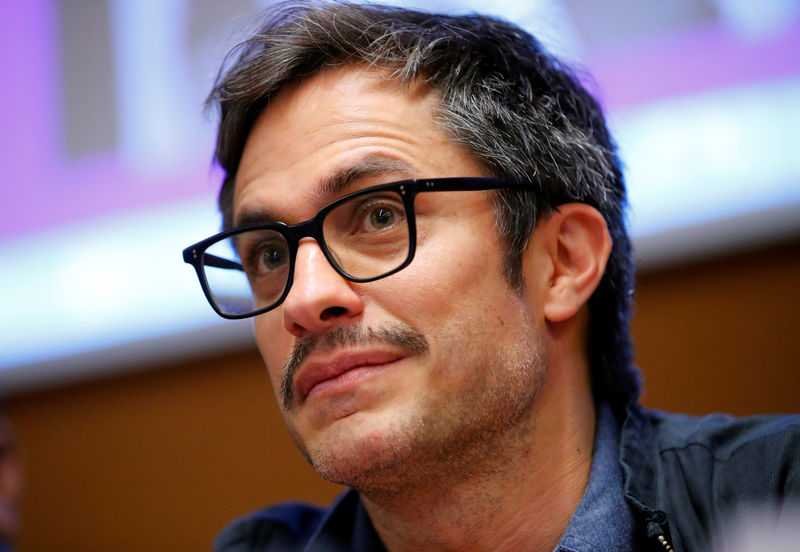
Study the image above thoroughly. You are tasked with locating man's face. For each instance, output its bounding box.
[233,65,550,490]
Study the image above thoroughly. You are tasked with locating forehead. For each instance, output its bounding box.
[236,65,438,185]
[232,65,485,225]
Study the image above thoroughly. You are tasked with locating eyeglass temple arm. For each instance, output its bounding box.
[202,253,243,271]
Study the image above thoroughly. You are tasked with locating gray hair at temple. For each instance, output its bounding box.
[206,1,639,410]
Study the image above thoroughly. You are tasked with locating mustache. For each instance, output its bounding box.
[281,324,429,409]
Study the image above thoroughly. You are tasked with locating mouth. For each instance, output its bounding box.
[280,324,430,410]
[294,350,406,404]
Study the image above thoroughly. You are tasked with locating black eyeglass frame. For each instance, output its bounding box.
[183,177,539,319]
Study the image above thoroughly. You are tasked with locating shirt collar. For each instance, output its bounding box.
[555,401,636,552]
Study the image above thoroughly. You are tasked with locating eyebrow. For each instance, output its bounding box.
[234,155,415,228]
[315,156,414,204]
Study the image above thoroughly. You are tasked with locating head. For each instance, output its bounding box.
[208,1,639,415]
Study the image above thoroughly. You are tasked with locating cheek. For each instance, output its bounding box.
[254,313,292,392]
[375,229,507,336]
[414,225,503,299]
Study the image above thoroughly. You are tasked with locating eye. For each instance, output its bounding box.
[353,199,404,234]
[237,234,289,276]
[259,246,285,271]
[369,207,396,230]
[325,191,406,241]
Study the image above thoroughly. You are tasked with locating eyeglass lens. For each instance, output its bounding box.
[201,189,412,316]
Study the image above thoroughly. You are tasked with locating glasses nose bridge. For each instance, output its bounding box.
[286,211,327,246]
[284,212,340,275]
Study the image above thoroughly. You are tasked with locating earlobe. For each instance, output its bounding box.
[537,204,612,323]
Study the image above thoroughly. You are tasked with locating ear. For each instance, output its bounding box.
[525,203,612,323]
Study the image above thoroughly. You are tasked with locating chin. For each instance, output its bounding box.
[302,413,422,491]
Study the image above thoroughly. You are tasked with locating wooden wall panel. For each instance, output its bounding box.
[633,240,800,415]
[4,350,342,551]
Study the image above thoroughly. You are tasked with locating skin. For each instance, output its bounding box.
[233,65,612,552]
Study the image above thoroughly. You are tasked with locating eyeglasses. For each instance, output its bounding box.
[183,177,535,319]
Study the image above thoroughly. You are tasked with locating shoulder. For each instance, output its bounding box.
[647,409,800,464]
[625,408,800,550]
[214,501,328,552]
[641,409,800,505]
[623,406,800,507]
[214,489,377,552]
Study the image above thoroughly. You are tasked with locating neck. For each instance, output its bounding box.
[361,350,596,552]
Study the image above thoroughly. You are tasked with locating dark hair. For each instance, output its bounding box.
[207,1,639,410]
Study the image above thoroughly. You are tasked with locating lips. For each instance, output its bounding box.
[294,349,405,402]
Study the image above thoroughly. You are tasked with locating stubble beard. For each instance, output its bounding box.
[291,309,549,498]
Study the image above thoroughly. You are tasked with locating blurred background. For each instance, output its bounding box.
[0,0,798,549]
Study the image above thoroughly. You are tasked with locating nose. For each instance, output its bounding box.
[282,238,364,338]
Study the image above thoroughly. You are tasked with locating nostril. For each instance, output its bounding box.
[320,306,347,320]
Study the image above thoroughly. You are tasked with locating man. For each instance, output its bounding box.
[182,2,799,550]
